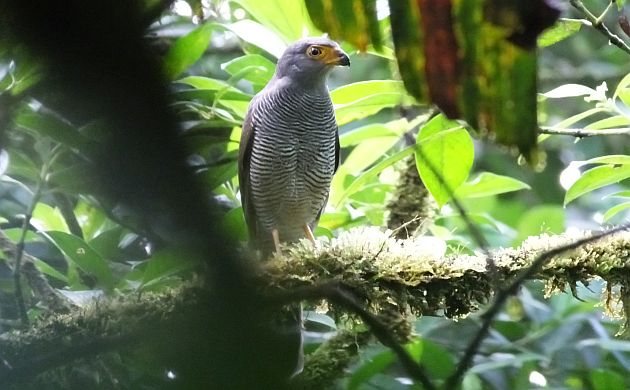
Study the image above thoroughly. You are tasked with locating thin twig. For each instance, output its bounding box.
[271,282,436,390]
[539,126,630,137]
[570,0,630,56]
[444,224,630,389]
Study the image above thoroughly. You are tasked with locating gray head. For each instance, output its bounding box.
[273,37,350,87]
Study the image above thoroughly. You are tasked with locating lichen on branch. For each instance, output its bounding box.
[265,227,630,323]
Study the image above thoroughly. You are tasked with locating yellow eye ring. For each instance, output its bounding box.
[307,46,324,57]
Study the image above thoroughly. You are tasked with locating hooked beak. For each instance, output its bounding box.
[325,49,350,67]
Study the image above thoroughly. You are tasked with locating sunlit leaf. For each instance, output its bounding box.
[231,0,319,43]
[565,165,630,205]
[455,172,530,199]
[227,20,287,58]
[416,128,474,207]
[31,203,70,233]
[331,80,414,125]
[537,19,583,47]
[603,201,630,222]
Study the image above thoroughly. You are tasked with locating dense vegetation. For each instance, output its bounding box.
[2,0,630,389]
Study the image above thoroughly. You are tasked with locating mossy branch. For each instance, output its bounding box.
[1,228,630,387]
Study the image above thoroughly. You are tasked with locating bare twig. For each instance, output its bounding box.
[570,0,630,56]
[271,282,436,390]
[540,126,630,137]
[444,224,630,389]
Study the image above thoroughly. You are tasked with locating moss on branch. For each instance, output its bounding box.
[266,228,630,321]
[2,228,630,387]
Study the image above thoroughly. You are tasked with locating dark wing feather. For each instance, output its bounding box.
[238,100,258,245]
[312,126,340,229]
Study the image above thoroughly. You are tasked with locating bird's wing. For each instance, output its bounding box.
[334,126,340,174]
[313,125,340,229]
[238,99,258,244]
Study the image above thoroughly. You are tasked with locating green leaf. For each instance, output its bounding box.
[163,23,214,79]
[577,154,630,167]
[41,231,114,291]
[347,349,395,390]
[31,203,70,233]
[565,165,630,205]
[15,109,94,153]
[339,118,409,148]
[455,172,530,199]
[513,205,565,245]
[141,248,197,288]
[221,54,275,86]
[331,81,414,126]
[231,0,319,43]
[33,258,68,283]
[226,20,287,58]
[333,145,415,206]
[589,369,626,390]
[416,128,474,207]
[341,136,399,174]
[584,115,630,130]
[603,201,630,222]
[418,339,455,379]
[537,19,583,47]
[418,114,462,141]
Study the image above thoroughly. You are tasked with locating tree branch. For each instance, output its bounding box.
[570,0,630,56]
[539,126,630,137]
[3,227,630,387]
[444,224,630,389]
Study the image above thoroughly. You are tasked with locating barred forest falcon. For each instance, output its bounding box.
[239,37,350,255]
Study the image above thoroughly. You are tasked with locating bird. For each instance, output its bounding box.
[238,37,350,256]
[237,37,349,381]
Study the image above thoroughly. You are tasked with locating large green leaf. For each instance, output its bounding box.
[231,0,319,43]
[226,20,288,58]
[565,165,630,205]
[163,23,214,79]
[31,203,70,233]
[455,172,530,199]
[331,80,414,125]
[41,231,114,291]
[416,128,474,207]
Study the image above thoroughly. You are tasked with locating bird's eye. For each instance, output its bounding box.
[307,46,323,57]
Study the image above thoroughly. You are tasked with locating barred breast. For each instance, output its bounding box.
[248,85,337,243]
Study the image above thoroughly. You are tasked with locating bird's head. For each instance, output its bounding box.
[274,37,350,86]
